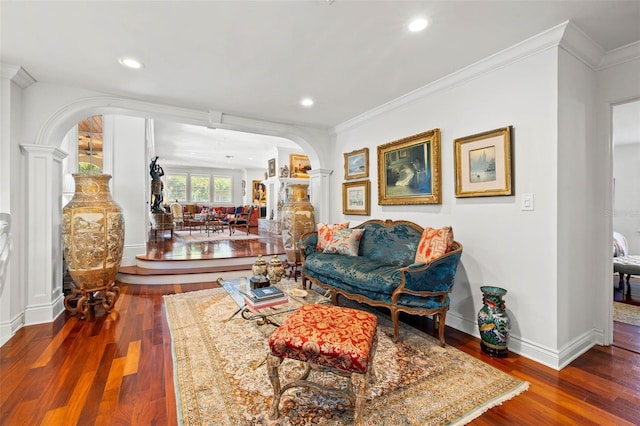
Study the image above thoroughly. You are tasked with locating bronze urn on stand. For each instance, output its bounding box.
[280,183,315,279]
[62,174,124,318]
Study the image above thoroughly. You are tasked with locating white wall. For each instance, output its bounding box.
[333,47,560,364]
[613,143,640,253]
[111,115,148,266]
[556,47,598,359]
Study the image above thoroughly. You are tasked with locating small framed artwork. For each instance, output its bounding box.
[252,180,266,205]
[377,128,441,205]
[290,154,311,178]
[268,158,276,177]
[344,148,369,180]
[342,180,371,215]
[454,126,512,197]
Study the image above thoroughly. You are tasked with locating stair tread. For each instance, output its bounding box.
[119,263,252,276]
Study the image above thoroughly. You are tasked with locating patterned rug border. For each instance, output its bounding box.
[164,286,529,425]
[613,301,640,326]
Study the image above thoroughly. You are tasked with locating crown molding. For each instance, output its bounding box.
[557,21,605,69]
[335,22,570,133]
[0,64,36,89]
[335,19,638,134]
[598,40,640,70]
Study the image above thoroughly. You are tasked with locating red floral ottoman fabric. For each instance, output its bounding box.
[268,304,377,373]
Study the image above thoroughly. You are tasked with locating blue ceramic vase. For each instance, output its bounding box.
[477,286,511,357]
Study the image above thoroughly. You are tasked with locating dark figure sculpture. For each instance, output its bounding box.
[150,156,165,212]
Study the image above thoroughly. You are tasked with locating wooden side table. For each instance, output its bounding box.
[283,259,302,282]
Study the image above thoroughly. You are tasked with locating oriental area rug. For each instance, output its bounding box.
[174,229,260,243]
[613,302,640,326]
[164,286,529,425]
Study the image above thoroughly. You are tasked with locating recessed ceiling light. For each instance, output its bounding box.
[408,18,428,32]
[300,98,314,107]
[118,57,144,69]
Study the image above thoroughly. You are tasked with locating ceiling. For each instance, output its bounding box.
[2,1,639,169]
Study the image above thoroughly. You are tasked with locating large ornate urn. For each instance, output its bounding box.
[280,184,315,262]
[62,174,124,318]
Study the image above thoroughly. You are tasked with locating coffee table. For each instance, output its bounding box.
[217,277,331,327]
[205,219,227,236]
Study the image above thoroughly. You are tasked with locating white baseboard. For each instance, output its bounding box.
[0,312,24,347]
[444,311,595,371]
[24,293,65,326]
[122,244,146,267]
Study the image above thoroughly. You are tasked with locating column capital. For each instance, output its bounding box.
[307,168,333,178]
[20,144,68,161]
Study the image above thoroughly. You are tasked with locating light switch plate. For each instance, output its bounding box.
[521,193,534,211]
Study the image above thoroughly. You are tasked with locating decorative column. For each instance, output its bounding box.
[307,168,332,224]
[20,144,67,325]
[1,65,35,344]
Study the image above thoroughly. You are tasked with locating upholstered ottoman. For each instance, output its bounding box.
[267,304,378,426]
[614,255,640,295]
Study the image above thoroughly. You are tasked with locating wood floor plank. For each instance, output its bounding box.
[40,406,68,425]
[123,340,141,376]
[31,316,80,368]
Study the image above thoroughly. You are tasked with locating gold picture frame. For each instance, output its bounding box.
[454,126,512,197]
[252,180,266,205]
[342,180,370,215]
[290,154,311,178]
[377,129,441,205]
[344,148,369,179]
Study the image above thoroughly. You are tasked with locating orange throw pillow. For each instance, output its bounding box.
[415,226,454,264]
[316,222,349,251]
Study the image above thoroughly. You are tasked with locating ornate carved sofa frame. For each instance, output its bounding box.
[300,219,463,347]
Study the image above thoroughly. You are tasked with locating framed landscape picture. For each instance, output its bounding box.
[454,126,512,197]
[342,180,370,215]
[344,148,369,179]
[377,129,441,205]
[290,154,311,178]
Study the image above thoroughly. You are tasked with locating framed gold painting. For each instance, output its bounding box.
[342,180,370,215]
[252,180,266,205]
[290,154,311,178]
[344,148,369,179]
[377,128,441,205]
[454,126,512,197]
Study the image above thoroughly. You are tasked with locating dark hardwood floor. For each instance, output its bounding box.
[1,233,639,425]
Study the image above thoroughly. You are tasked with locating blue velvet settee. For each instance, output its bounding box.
[300,219,463,347]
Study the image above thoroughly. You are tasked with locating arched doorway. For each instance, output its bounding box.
[21,95,332,326]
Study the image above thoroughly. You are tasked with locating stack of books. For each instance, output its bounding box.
[243,286,288,310]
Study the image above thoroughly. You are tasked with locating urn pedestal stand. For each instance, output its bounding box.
[62,174,124,319]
